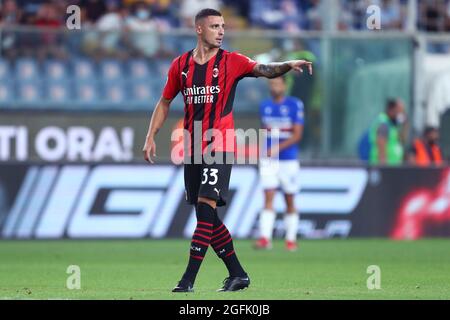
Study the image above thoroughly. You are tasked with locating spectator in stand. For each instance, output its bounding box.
[249,0,274,29]
[249,0,301,30]
[305,0,323,30]
[380,0,403,30]
[34,2,62,28]
[337,0,356,30]
[279,0,303,32]
[125,1,162,57]
[0,0,22,59]
[0,0,22,25]
[122,0,176,29]
[303,0,361,31]
[419,0,449,52]
[86,0,128,58]
[16,0,43,20]
[53,0,73,24]
[96,0,128,57]
[148,0,178,29]
[80,0,107,23]
[348,0,370,30]
[32,2,66,60]
[419,0,447,32]
[179,0,222,28]
[222,0,249,21]
[78,4,95,28]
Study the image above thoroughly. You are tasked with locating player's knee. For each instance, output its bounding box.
[197,196,217,209]
[285,200,296,213]
[264,189,275,200]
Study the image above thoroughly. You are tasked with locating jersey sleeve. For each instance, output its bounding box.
[162,57,181,101]
[230,52,258,79]
[292,99,305,125]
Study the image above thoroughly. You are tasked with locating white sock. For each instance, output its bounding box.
[259,209,276,240]
[284,212,299,242]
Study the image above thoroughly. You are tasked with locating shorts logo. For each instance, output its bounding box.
[213,67,219,78]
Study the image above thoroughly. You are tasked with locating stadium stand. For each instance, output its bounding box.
[0,0,449,117]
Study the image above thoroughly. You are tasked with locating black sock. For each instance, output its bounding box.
[211,209,247,278]
[181,202,215,284]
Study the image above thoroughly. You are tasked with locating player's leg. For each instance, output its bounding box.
[255,158,279,249]
[173,197,216,293]
[172,163,205,292]
[254,189,276,249]
[283,193,299,251]
[198,153,249,291]
[279,160,301,251]
[210,207,249,291]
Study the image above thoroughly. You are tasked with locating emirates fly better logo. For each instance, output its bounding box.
[183,85,221,104]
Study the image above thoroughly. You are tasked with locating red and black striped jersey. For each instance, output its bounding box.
[162,49,258,155]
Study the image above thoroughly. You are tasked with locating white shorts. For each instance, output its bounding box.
[259,158,301,194]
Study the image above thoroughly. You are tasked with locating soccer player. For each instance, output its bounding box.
[142,8,312,293]
[255,76,304,252]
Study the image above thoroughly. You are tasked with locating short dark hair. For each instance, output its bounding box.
[195,8,222,23]
[386,98,399,111]
[269,75,287,83]
[424,126,438,136]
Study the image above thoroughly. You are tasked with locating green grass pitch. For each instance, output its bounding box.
[0,239,449,300]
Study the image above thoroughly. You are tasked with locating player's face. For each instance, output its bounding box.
[269,77,286,99]
[388,101,404,120]
[197,16,225,48]
[426,130,439,144]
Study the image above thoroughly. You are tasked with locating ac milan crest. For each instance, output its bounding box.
[213,67,219,78]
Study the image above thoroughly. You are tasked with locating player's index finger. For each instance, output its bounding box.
[145,149,152,162]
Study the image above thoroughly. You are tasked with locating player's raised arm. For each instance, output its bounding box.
[142,97,172,164]
[252,60,313,79]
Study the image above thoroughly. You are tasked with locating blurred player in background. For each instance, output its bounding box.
[142,8,312,293]
[255,76,304,252]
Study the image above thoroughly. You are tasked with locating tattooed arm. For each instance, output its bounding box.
[252,60,313,79]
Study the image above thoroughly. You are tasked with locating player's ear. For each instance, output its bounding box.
[195,21,203,35]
